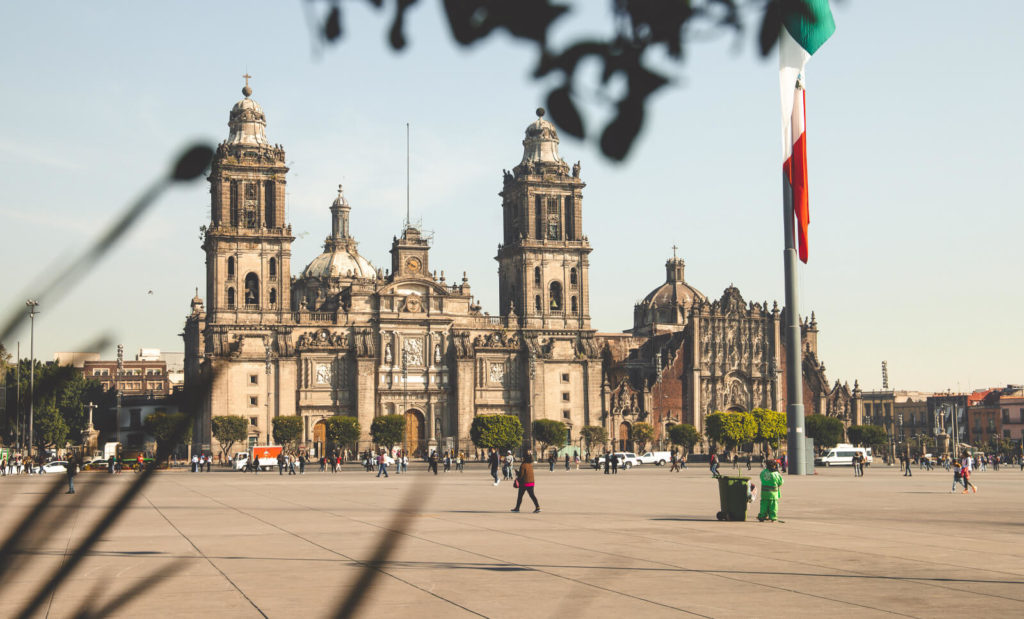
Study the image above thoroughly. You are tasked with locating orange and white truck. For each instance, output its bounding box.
[233,445,283,471]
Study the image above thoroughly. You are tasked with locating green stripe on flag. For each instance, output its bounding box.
[783,0,836,55]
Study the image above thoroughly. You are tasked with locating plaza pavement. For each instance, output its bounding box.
[1,461,1022,618]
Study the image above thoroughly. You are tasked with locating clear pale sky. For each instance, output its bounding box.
[2,1,1021,394]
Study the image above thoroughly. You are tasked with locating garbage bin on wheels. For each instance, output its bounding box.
[715,475,751,521]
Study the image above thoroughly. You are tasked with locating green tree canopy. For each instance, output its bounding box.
[34,403,69,450]
[846,424,888,449]
[751,408,787,456]
[470,415,523,452]
[805,415,845,449]
[143,411,191,456]
[211,415,249,458]
[668,423,701,455]
[324,415,361,451]
[532,419,567,456]
[704,411,757,453]
[272,415,304,453]
[631,422,655,453]
[370,414,406,450]
[580,425,608,453]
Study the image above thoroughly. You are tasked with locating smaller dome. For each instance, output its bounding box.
[520,107,563,165]
[302,249,375,280]
[226,86,269,146]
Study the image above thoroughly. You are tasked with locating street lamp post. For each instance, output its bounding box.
[26,300,38,461]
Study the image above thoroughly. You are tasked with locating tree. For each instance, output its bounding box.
[324,415,361,452]
[370,414,406,450]
[212,415,249,459]
[668,424,701,456]
[272,416,304,453]
[751,408,787,457]
[143,411,191,456]
[470,415,523,453]
[532,419,567,456]
[580,425,608,454]
[804,414,845,450]
[846,424,888,451]
[631,422,655,453]
[34,403,69,451]
[704,411,756,454]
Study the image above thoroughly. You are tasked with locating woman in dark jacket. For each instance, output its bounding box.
[511,453,541,513]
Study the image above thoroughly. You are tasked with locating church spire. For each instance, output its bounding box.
[325,184,355,251]
[227,75,269,146]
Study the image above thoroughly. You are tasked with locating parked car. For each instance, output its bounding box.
[593,452,641,469]
[83,458,109,471]
[815,444,873,467]
[637,451,672,466]
[36,460,69,474]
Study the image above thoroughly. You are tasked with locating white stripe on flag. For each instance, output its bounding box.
[779,27,810,158]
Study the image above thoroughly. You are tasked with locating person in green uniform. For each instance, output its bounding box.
[757,459,784,522]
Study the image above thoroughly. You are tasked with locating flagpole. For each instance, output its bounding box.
[782,171,806,475]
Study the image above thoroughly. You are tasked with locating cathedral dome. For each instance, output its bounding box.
[520,107,563,165]
[632,255,705,334]
[301,247,375,280]
[226,83,269,146]
[300,185,376,280]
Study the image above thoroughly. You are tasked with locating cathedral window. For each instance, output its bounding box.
[244,273,259,307]
[549,281,563,311]
[569,268,577,287]
[269,288,277,306]
[227,257,235,278]
[227,287,235,309]
[571,296,578,315]
[546,198,561,240]
[565,195,575,240]
[244,183,257,228]
[264,181,276,227]
[229,181,239,226]
[534,267,541,286]
[269,257,277,277]
[534,295,541,312]
[535,197,543,239]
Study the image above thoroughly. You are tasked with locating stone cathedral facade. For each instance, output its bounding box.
[184,87,602,458]
[184,84,856,458]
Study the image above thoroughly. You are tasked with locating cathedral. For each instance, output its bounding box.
[184,82,858,458]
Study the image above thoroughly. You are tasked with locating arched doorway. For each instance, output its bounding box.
[619,421,632,452]
[313,420,326,458]
[405,409,426,457]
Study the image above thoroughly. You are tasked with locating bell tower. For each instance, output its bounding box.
[203,76,293,324]
[496,108,591,329]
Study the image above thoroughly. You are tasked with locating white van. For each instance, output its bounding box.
[815,444,872,467]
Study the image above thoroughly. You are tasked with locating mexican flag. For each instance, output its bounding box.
[780,0,835,263]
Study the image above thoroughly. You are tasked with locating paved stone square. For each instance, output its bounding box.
[1,463,1022,618]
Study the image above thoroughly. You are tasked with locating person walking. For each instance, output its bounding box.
[611,453,618,475]
[709,452,720,477]
[548,451,556,472]
[669,451,680,472]
[401,453,408,474]
[206,454,212,473]
[757,459,784,522]
[376,451,389,478]
[489,448,500,486]
[961,464,978,494]
[277,452,285,475]
[65,456,78,494]
[429,450,439,475]
[564,453,570,471]
[510,453,541,513]
[746,454,752,471]
[603,453,610,475]
[504,451,514,480]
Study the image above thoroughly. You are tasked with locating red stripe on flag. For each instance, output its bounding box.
[784,90,810,263]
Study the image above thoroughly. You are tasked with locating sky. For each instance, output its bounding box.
[1,1,1022,394]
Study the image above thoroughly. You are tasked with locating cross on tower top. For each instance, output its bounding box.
[242,73,253,97]
[671,244,678,259]
[243,73,251,87]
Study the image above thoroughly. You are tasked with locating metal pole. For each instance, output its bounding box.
[781,176,805,475]
[26,300,38,461]
[265,336,273,446]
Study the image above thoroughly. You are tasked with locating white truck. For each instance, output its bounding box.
[815,444,873,467]
[234,445,284,471]
[594,452,642,469]
[637,451,672,466]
